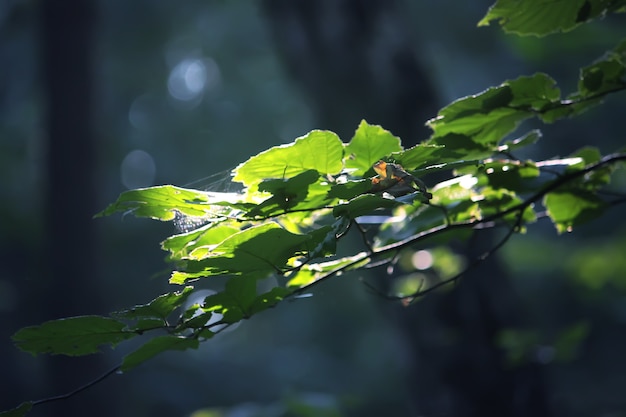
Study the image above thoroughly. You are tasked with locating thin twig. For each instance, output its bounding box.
[292,153,626,300]
[364,211,523,301]
[31,365,121,406]
[508,84,626,115]
[353,219,375,253]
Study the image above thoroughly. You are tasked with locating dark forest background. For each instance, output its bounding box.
[1,1,626,416]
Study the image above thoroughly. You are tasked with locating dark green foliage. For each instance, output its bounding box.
[12,316,134,357]
[479,0,626,36]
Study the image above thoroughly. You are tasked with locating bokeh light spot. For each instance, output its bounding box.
[120,149,156,189]
[167,57,220,103]
[412,250,433,270]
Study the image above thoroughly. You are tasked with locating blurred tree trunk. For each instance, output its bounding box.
[39,1,113,416]
[261,0,437,145]
[262,1,552,416]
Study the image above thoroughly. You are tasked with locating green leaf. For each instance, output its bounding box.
[478,187,536,225]
[249,169,320,216]
[224,276,257,314]
[0,402,33,417]
[162,224,240,260]
[249,286,292,315]
[12,316,134,356]
[121,335,200,372]
[200,293,245,324]
[304,224,338,259]
[233,130,344,189]
[414,160,482,177]
[497,130,542,152]
[570,148,615,190]
[198,276,258,323]
[327,179,372,200]
[427,74,560,148]
[114,286,194,321]
[544,191,607,233]
[478,0,626,36]
[425,134,493,161]
[541,40,626,122]
[96,185,242,222]
[333,194,402,220]
[286,254,370,288]
[170,223,311,284]
[390,144,446,169]
[475,159,541,192]
[578,41,626,97]
[344,120,403,176]
[427,87,517,146]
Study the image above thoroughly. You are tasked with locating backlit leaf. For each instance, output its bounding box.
[170,223,311,284]
[344,120,402,176]
[544,191,607,233]
[333,194,402,220]
[427,74,560,147]
[114,287,194,320]
[233,130,344,189]
[96,185,243,224]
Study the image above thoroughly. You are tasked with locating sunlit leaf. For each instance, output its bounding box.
[286,254,370,288]
[12,316,134,356]
[198,276,260,323]
[497,130,542,152]
[249,286,292,315]
[327,179,372,200]
[96,185,239,221]
[427,74,561,147]
[475,159,541,192]
[333,194,402,220]
[233,130,344,189]
[577,39,626,98]
[564,148,616,190]
[162,224,240,260]
[478,187,536,225]
[249,169,320,217]
[541,40,626,122]
[390,143,446,169]
[170,223,311,284]
[544,191,607,233]
[425,133,494,161]
[304,224,338,259]
[414,159,482,176]
[114,287,194,320]
[344,120,402,176]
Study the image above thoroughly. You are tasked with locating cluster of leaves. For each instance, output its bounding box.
[3,1,626,416]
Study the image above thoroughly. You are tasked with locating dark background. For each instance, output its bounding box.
[1,1,626,416]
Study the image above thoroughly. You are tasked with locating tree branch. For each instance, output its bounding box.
[292,153,626,299]
[31,365,121,407]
